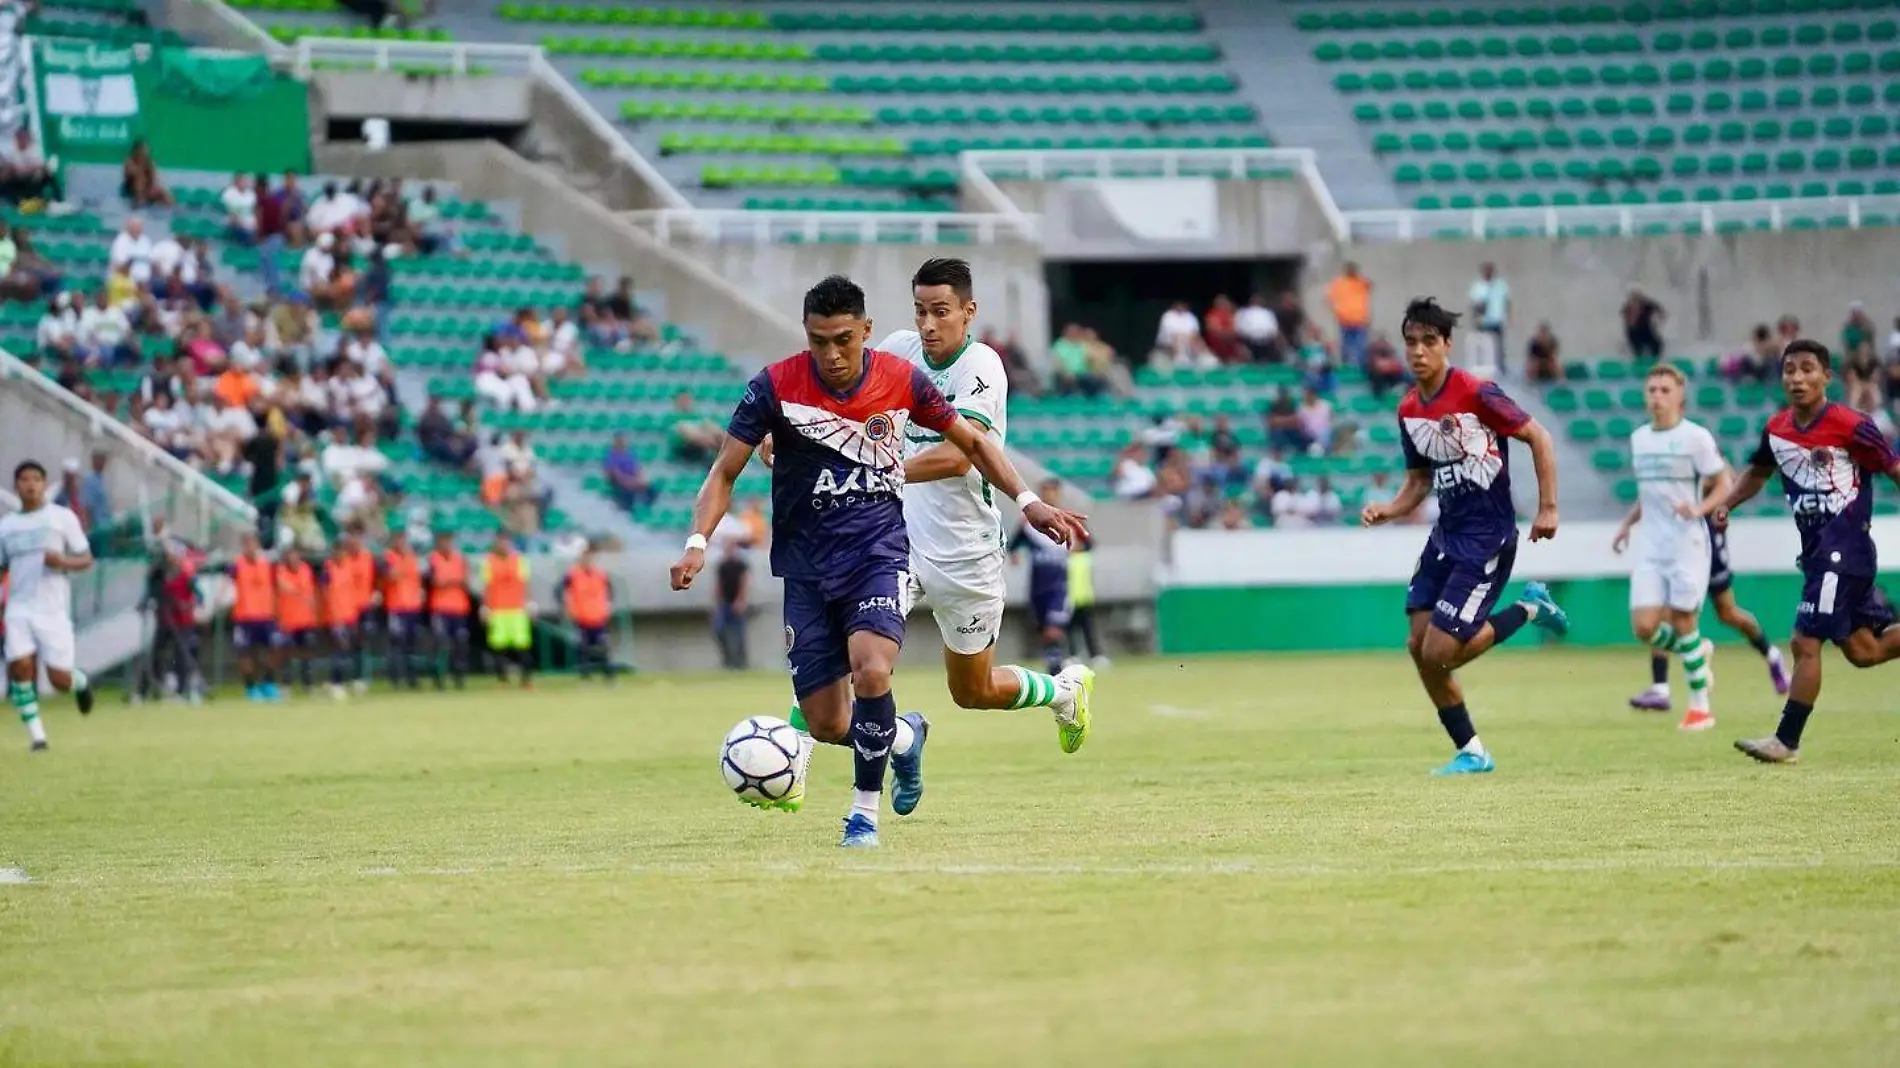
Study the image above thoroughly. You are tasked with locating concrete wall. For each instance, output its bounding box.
[312,72,532,125]
[316,141,801,365]
[1305,228,1900,358]
[676,239,1050,360]
[998,178,1338,262]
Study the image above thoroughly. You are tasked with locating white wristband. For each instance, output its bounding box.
[1014,490,1041,511]
[684,533,708,552]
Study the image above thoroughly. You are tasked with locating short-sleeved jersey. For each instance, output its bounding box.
[1749,403,1900,575]
[0,504,89,618]
[1630,419,1726,563]
[881,330,1010,562]
[727,348,958,580]
[1397,368,1531,563]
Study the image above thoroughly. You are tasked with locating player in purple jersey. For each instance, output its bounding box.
[669,275,1086,848]
[1711,339,1900,764]
[1361,298,1570,776]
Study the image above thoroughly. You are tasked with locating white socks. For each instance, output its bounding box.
[851,789,880,824]
[892,716,916,757]
[1461,736,1487,757]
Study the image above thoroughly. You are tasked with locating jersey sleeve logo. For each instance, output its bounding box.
[1770,434,1859,517]
[780,399,905,471]
[1403,413,1503,489]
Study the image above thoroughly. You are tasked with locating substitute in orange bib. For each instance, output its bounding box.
[229,530,280,702]
[560,540,616,683]
[274,543,321,695]
[379,537,426,691]
[322,539,366,701]
[425,529,472,690]
[340,526,379,690]
[480,530,533,688]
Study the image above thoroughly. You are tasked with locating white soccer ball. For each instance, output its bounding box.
[719,715,801,803]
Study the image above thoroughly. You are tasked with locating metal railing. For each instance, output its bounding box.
[960,147,1351,242]
[1341,195,1900,242]
[290,36,538,78]
[622,208,1039,246]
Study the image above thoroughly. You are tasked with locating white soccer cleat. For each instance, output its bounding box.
[329,684,348,702]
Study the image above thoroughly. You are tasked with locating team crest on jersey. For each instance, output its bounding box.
[1770,435,1858,516]
[863,413,894,443]
[1403,413,1504,490]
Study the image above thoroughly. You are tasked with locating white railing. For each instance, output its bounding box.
[0,350,257,522]
[1342,195,1900,242]
[961,147,1351,242]
[290,37,539,78]
[623,208,1039,245]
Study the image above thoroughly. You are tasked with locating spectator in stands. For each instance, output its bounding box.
[1844,325,1883,414]
[417,394,477,472]
[1235,293,1281,363]
[1271,476,1322,529]
[342,312,388,375]
[1298,386,1334,456]
[1217,498,1249,531]
[1249,447,1294,521]
[1264,385,1305,452]
[322,253,360,315]
[322,423,389,489]
[1205,415,1247,491]
[407,185,450,255]
[1841,301,1876,360]
[109,215,155,287]
[202,393,258,475]
[607,275,659,344]
[328,358,386,428]
[979,329,1039,396]
[668,391,722,462]
[1729,323,1779,384]
[1622,289,1665,363]
[80,450,112,536]
[1276,292,1309,354]
[78,287,134,367]
[0,127,62,208]
[221,173,259,245]
[255,174,291,296]
[1526,322,1561,384]
[367,188,415,255]
[1111,442,1156,501]
[475,332,537,411]
[306,182,353,236]
[499,322,553,406]
[1467,262,1509,373]
[1049,323,1102,396]
[120,140,173,209]
[544,304,582,376]
[35,293,76,361]
[1155,300,1212,369]
[1080,327,1132,397]
[1365,330,1406,397]
[361,248,392,330]
[9,228,63,299]
[1326,264,1372,370]
[139,390,191,459]
[299,232,336,304]
[603,431,655,513]
[1203,294,1245,363]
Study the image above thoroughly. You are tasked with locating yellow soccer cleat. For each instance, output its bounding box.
[1055,664,1094,754]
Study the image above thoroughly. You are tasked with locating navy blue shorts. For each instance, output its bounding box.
[1794,568,1896,644]
[1708,523,1734,596]
[1030,586,1072,631]
[330,622,359,648]
[278,628,318,651]
[783,559,909,699]
[577,624,608,647]
[1405,539,1518,643]
[231,620,276,650]
[386,611,422,641]
[431,614,471,642]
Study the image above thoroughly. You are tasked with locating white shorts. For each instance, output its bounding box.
[1630,555,1711,613]
[4,611,76,671]
[910,550,1006,656]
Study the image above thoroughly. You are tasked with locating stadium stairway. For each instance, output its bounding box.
[1192,0,1402,209]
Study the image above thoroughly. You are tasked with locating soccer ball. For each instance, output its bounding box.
[719,716,801,803]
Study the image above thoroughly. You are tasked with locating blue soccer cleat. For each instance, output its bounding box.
[243,684,260,703]
[889,712,929,816]
[1432,750,1497,776]
[1521,580,1569,637]
[839,813,880,849]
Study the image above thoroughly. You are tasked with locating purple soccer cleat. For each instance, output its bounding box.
[1767,646,1790,696]
[1628,687,1671,712]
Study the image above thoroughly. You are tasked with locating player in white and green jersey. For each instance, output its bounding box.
[777,258,1093,816]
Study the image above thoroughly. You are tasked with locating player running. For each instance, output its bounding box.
[0,460,95,750]
[1361,298,1569,776]
[670,274,1085,849]
[1711,338,1900,764]
[1609,364,1729,731]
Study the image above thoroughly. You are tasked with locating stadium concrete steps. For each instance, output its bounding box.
[1504,374,1622,521]
[1189,0,1401,210]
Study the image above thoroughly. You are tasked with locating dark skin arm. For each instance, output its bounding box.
[1709,463,1774,530]
[937,415,1088,546]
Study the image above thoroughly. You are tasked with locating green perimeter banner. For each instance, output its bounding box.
[32,38,310,175]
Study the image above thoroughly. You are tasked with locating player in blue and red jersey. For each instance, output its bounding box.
[1362,298,1570,776]
[1712,338,1900,764]
[669,275,1086,848]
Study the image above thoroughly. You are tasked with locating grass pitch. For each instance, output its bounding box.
[3,648,1899,1067]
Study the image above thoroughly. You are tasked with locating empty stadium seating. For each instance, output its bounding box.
[1303,0,1900,210]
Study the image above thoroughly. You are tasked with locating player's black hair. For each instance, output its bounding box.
[12,460,45,481]
[911,257,974,301]
[802,274,867,320]
[1400,297,1460,339]
[1783,337,1832,370]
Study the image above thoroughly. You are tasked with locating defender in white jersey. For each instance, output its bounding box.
[1,460,96,751]
[773,260,1094,818]
[1610,365,1727,731]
